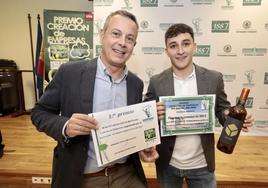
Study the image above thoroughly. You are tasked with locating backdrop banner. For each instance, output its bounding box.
[43,9,93,85]
[93,0,268,136]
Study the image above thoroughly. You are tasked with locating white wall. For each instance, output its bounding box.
[1,1,268,135]
[93,1,268,135]
[0,0,93,109]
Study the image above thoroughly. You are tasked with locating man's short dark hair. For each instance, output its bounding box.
[165,23,194,45]
[102,10,139,32]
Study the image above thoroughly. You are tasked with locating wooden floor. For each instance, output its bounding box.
[0,115,268,188]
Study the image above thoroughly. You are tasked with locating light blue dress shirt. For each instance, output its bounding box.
[84,57,128,173]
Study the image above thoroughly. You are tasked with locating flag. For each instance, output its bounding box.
[35,16,44,99]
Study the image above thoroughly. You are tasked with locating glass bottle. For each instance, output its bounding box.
[217,88,250,154]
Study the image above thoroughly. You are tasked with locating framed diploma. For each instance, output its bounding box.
[90,100,160,167]
[159,95,215,136]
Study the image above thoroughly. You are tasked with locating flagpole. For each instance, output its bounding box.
[27,13,38,103]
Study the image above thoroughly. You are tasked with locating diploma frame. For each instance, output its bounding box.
[160,95,215,136]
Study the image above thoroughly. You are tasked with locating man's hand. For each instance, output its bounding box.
[242,113,254,132]
[157,101,165,120]
[139,147,159,163]
[224,110,254,132]
[65,113,98,138]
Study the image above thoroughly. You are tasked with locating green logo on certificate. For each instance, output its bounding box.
[99,144,108,151]
[144,128,156,141]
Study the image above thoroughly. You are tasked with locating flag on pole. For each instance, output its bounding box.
[35,15,44,99]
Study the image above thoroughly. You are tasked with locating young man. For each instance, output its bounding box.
[31,10,156,188]
[144,23,254,188]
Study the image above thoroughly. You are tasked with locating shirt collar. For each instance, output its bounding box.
[173,64,196,81]
[97,56,128,83]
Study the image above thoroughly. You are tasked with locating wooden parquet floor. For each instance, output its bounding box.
[0,115,268,188]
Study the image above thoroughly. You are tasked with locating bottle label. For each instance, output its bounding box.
[219,116,243,145]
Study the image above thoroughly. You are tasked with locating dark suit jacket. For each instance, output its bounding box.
[31,58,147,188]
[144,64,230,173]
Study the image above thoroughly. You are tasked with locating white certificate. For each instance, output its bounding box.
[90,100,160,167]
[160,95,215,136]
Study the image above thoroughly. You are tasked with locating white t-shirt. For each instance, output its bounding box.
[169,66,207,169]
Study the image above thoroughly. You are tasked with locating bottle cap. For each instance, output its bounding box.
[240,88,250,100]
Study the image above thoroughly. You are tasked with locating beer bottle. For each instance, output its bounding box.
[217,88,250,154]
